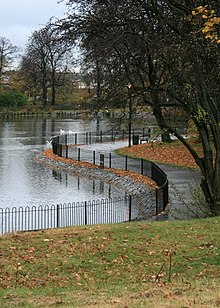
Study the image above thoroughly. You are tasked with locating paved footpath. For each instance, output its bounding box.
[79,140,201,220]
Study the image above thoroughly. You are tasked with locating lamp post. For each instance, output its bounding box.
[127,83,132,148]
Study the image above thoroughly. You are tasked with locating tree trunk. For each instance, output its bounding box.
[51,68,56,106]
[152,99,172,143]
[201,157,220,216]
[42,82,47,107]
[200,172,220,216]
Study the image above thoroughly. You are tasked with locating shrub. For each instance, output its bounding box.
[0,91,28,107]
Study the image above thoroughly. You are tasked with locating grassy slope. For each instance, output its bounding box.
[0,218,220,307]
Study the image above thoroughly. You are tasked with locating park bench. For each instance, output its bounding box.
[139,135,150,144]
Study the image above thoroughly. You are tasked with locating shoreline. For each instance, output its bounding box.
[36,149,158,220]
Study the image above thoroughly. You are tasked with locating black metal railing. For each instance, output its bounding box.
[151,163,169,214]
[0,130,168,235]
[51,132,169,215]
[0,196,134,235]
[52,127,160,149]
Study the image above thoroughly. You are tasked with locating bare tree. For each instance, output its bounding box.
[20,25,74,106]
[0,37,18,90]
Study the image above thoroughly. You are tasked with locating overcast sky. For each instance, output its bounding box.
[0,0,68,50]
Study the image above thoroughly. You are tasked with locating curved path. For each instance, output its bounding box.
[79,140,201,220]
[156,163,201,219]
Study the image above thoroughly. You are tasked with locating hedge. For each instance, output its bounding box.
[0,92,28,107]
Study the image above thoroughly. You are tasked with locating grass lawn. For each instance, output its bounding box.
[0,217,220,307]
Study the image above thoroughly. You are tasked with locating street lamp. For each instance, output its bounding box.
[127,83,132,148]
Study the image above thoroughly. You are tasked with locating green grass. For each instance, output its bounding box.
[0,218,220,307]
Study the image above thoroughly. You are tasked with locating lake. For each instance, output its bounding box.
[0,116,125,210]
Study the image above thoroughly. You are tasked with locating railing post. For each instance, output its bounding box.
[78,148,80,161]
[125,155,128,171]
[109,153,112,168]
[141,158,144,175]
[65,145,68,158]
[0,208,3,235]
[93,150,96,165]
[57,204,60,228]
[64,134,68,158]
[129,195,132,222]
[85,201,87,225]
[164,181,168,210]
[75,133,77,145]
[156,189,159,215]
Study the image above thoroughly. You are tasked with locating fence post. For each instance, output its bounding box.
[109,153,112,168]
[57,136,60,156]
[164,181,168,210]
[129,195,132,221]
[141,158,144,175]
[86,132,88,144]
[125,155,128,171]
[93,150,96,165]
[89,132,92,144]
[78,148,80,161]
[57,204,60,228]
[65,145,68,158]
[75,133,77,145]
[0,208,3,235]
[156,189,159,215]
[85,201,87,225]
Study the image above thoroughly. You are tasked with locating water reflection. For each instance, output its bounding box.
[52,169,114,200]
[0,117,125,209]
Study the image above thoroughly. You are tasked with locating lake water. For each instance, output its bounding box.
[0,116,125,209]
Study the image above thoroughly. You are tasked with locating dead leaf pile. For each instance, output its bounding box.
[118,142,203,169]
